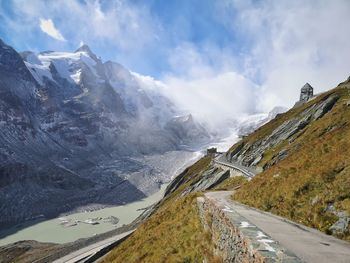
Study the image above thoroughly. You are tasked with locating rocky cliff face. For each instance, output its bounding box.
[0,39,209,228]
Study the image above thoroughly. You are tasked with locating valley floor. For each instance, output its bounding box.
[0,150,201,246]
[0,184,168,246]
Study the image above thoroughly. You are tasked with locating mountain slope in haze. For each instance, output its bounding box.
[0,39,209,228]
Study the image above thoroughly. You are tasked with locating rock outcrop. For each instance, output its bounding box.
[182,168,230,194]
[227,93,339,170]
[164,164,230,197]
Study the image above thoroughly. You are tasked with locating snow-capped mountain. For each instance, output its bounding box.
[236,106,288,137]
[0,39,209,228]
[207,107,288,152]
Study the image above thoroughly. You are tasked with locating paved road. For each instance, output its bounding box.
[52,230,134,263]
[205,191,350,263]
[213,155,257,178]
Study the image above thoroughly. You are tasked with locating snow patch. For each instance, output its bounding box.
[24,61,54,85]
[33,51,98,84]
[71,69,82,84]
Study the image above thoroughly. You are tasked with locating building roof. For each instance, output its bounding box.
[301,83,313,91]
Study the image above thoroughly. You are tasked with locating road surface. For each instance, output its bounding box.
[213,155,257,178]
[52,230,134,263]
[205,191,350,263]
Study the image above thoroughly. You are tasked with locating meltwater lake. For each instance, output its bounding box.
[0,184,168,246]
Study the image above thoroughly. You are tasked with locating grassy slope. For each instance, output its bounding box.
[0,241,59,263]
[102,80,350,262]
[232,82,350,240]
[102,157,221,263]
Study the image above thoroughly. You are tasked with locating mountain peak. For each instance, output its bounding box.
[75,44,92,53]
[75,44,98,61]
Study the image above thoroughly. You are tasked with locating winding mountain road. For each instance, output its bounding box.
[205,191,350,263]
[213,154,257,178]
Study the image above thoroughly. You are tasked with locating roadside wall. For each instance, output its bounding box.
[197,197,301,263]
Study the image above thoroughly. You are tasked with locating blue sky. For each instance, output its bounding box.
[1,0,350,121]
[0,0,243,77]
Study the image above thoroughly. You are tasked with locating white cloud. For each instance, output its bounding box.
[156,43,257,128]
[39,18,66,41]
[163,0,350,120]
[163,72,257,128]
[2,0,350,126]
[1,0,157,52]
[228,0,350,111]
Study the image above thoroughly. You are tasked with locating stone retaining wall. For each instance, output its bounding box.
[197,197,301,263]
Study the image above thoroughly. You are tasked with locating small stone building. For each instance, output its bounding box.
[299,83,314,102]
[207,147,217,157]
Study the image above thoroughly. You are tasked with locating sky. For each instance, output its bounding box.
[1,0,350,124]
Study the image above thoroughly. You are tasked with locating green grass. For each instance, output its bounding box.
[233,82,350,240]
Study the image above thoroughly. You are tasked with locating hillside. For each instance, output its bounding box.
[101,77,350,263]
[6,78,348,262]
[229,78,350,240]
[101,157,221,263]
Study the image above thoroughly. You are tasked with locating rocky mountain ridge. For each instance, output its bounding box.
[0,39,209,228]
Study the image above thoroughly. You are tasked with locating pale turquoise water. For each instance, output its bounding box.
[0,184,168,246]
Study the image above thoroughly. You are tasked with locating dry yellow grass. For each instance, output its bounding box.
[101,194,220,263]
[100,156,222,263]
[100,80,350,263]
